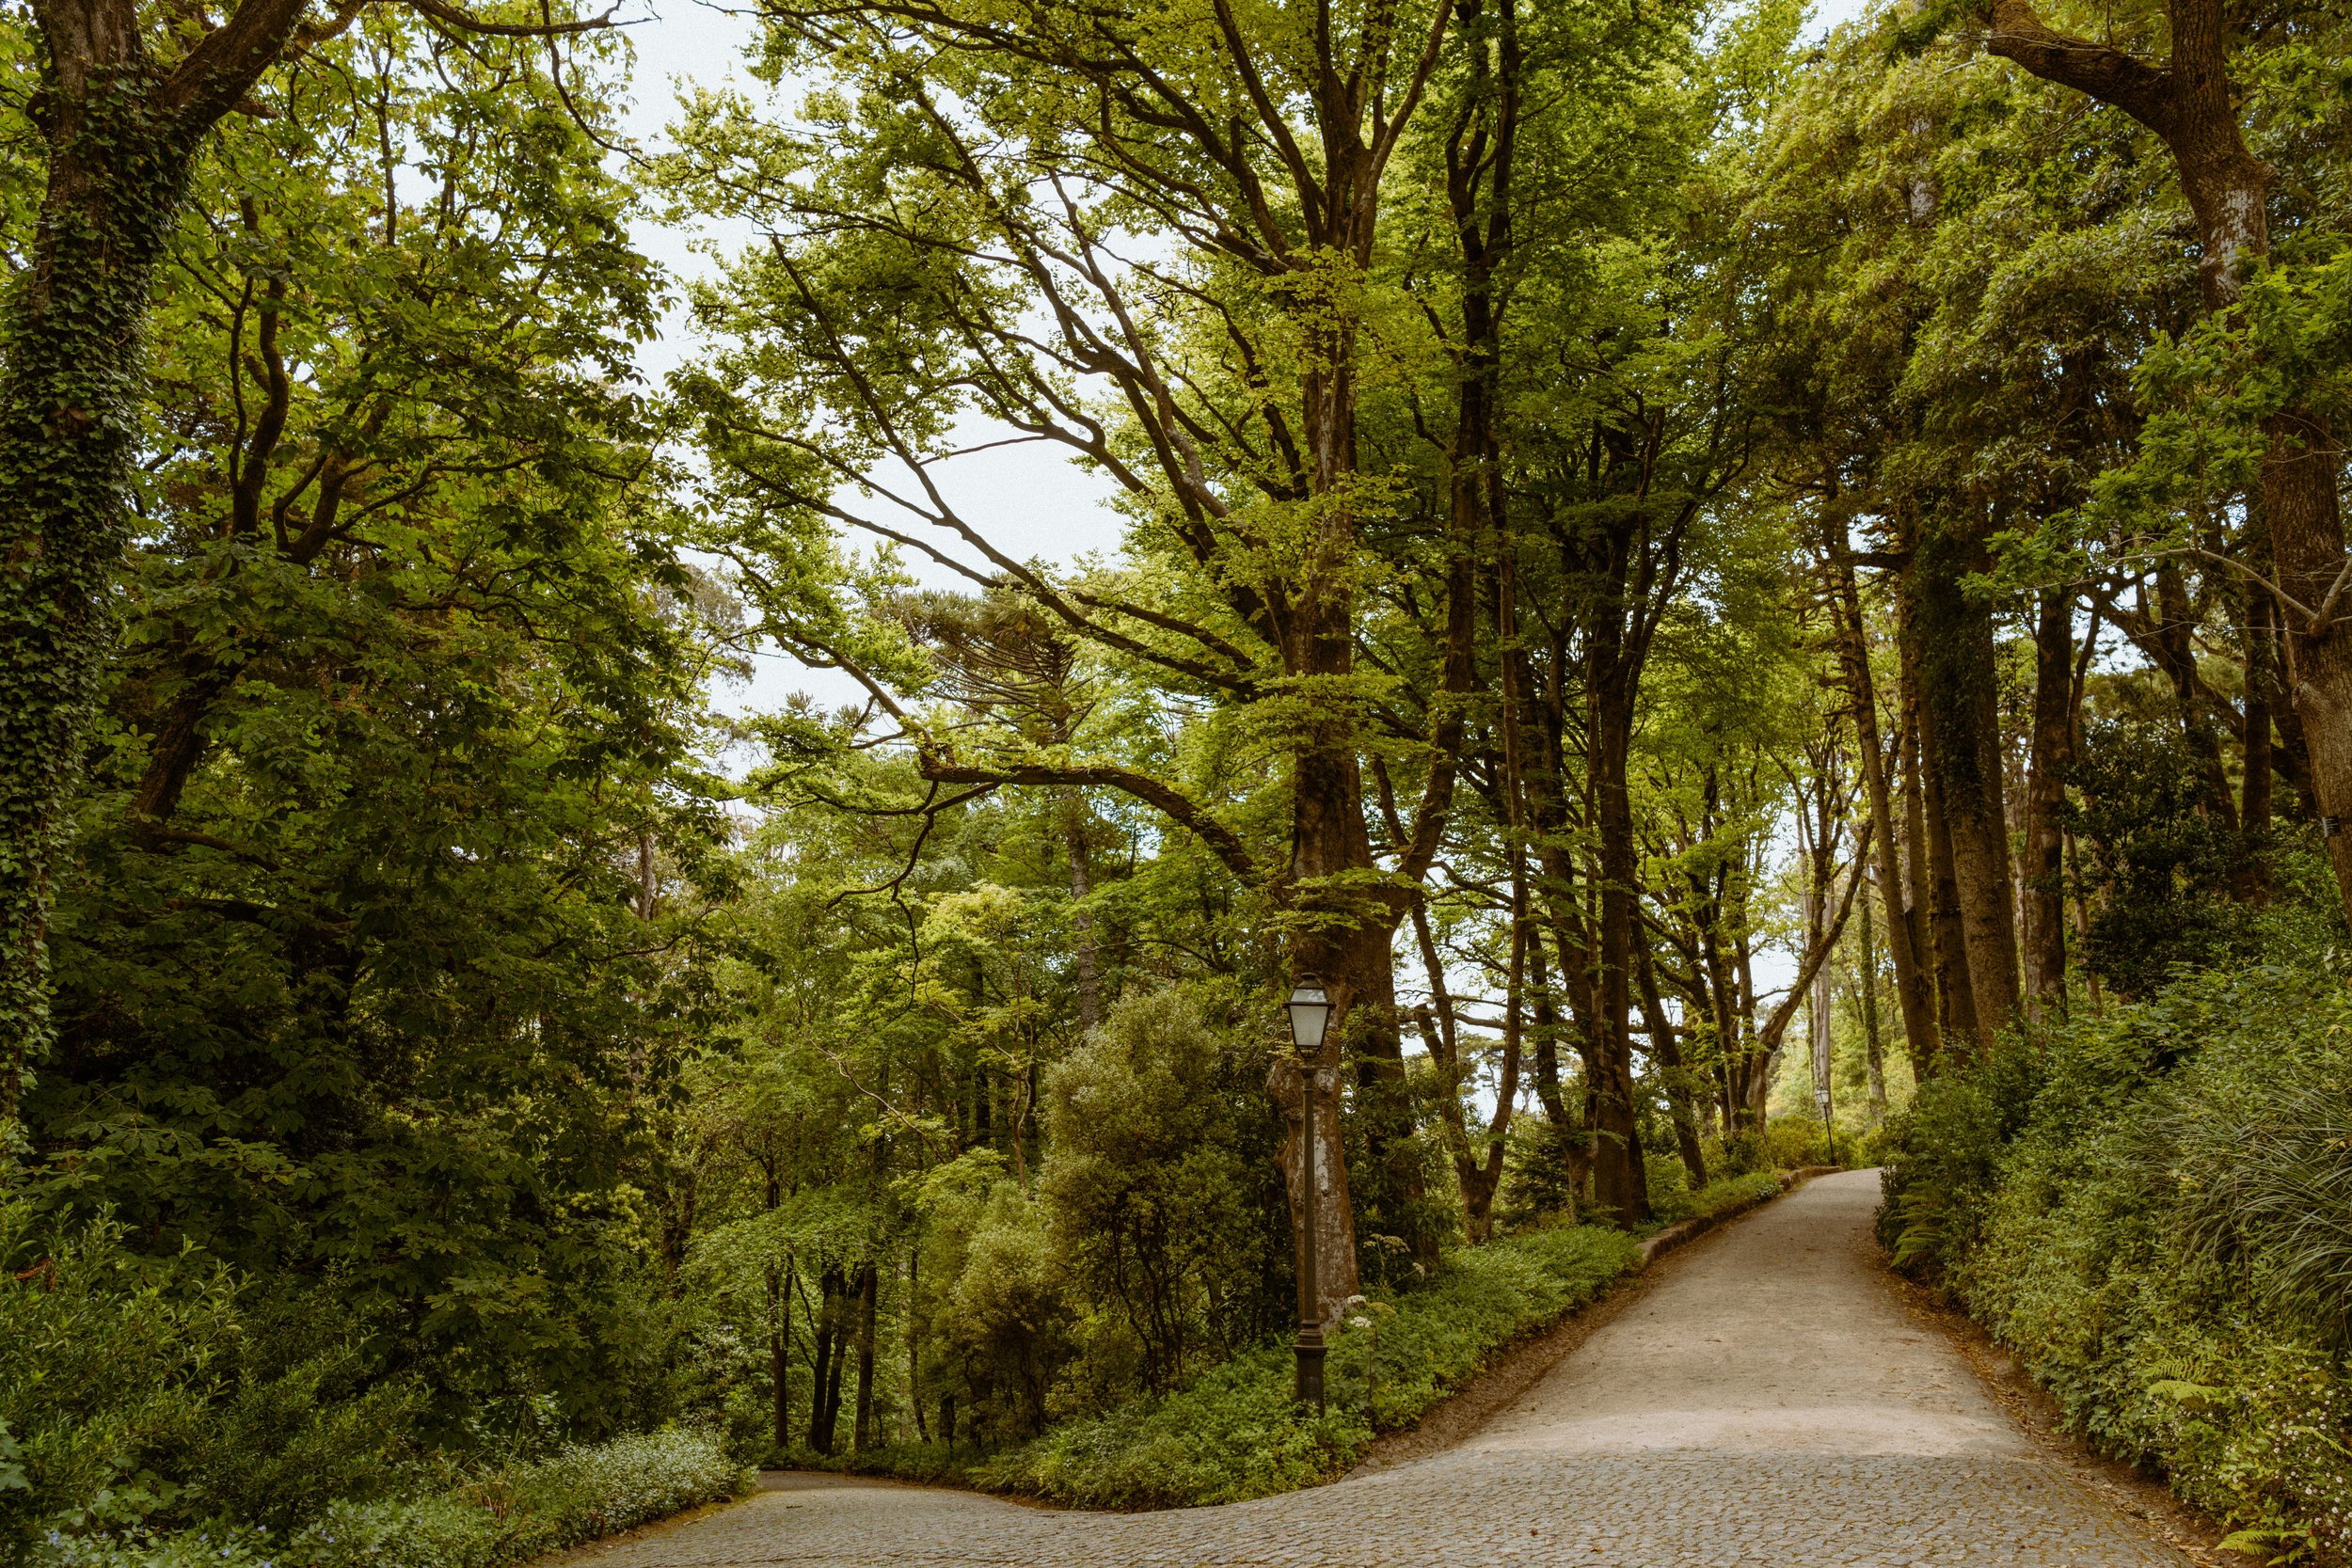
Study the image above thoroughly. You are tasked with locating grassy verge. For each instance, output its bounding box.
[36,1429,753,1568]
[965,1222,1642,1509]
[1647,1170,1785,1231]
[775,1173,1806,1511]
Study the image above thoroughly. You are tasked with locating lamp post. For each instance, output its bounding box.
[1285,977,1333,1413]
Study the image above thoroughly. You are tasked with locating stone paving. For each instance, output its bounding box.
[569,1171,2188,1567]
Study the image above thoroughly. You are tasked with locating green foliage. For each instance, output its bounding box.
[1037,989,1283,1401]
[974,1225,1641,1509]
[22,9,725,1443]
[900,989,1287,1446]
[0,1204,427,1554]
[1876,927,2352,1561]
[2068,721,2265,996]
[1646,1169,1785,1228]
[32,1429,749,1568]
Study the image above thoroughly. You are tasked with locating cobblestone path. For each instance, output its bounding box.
[572,1171,2188,1567]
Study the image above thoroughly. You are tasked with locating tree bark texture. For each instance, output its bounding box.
[1270,1055,1358,1324]
[1904,513,2018,1046]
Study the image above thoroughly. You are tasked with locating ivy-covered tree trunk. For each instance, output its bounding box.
[0,0,313,1146]
[0,87,187,1144]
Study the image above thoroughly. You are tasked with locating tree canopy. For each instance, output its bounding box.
[6,0,2352,1556]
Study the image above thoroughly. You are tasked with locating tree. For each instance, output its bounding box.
[0,0,623,1150]
[1975,0,2352,924]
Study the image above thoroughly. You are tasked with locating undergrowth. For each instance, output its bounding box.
[801,1163,1820,1510]
[29,1430,751,1568]
[972,1221,1642,1508]
[1877,922,2352,1565]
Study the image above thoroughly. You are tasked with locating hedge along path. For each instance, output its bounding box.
[557,1172,2191,1567]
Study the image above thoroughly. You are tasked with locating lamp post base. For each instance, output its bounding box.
[1294,1327,1327,1413]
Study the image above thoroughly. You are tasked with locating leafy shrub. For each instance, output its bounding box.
[33,1429,751,1568]
[2067,720,2263,998]
[972,1223,1641,1508]
[0,1208,422,1555]
[913,988,1292,1446]
[1038,989,1279,1401]
[1707,1117,1828,1178]
[1643,1151,1780,1226]
[1876,931,2352,1563]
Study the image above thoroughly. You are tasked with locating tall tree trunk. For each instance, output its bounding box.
[807,1265,843,1454]
[1828,540,1939,1066]
[1585,593,1652,1227]
[1855,894,1888,1123]
[851,1262,879,1451]
[1904,622,1980,1056]
[1279,572,1393,1299]
[1909,512,2021,1043]
[1635,925,1708,1187]
[1988,0,2352,928]
[2022,587,2073,1018]
[0,0,389,1149]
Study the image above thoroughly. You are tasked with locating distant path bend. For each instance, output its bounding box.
[567,1170,2189,1567]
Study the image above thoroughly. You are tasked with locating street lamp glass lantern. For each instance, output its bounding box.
[1286,980,1332,1051]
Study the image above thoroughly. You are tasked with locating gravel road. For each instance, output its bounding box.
[564,1170,2189,1567]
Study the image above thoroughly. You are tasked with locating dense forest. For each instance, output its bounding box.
[1,0,2349,1558]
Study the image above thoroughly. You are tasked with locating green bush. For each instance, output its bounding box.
[1704,1116,1832,1179]
[971,1223,1641,1509]
[1876,933,2352,1564]
[1644,1161,1784,1227]
[0,1207,425,1553]
[32,1429,751,1568]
